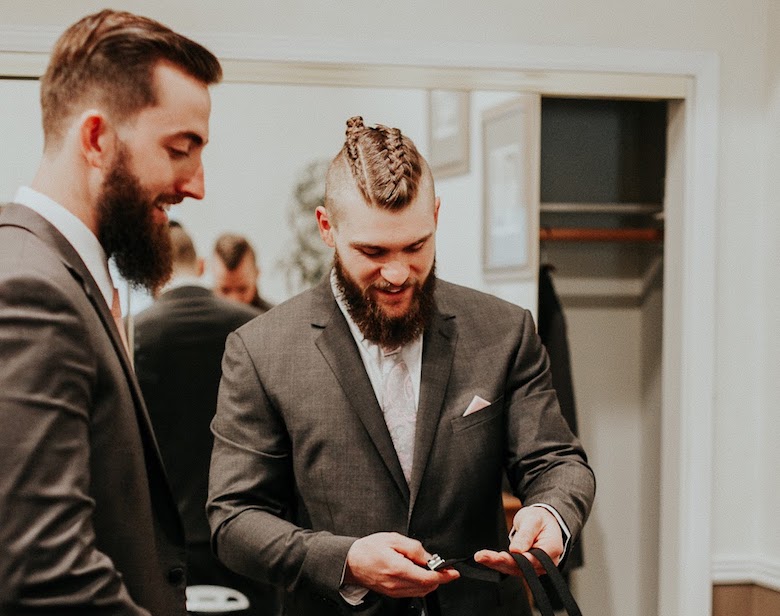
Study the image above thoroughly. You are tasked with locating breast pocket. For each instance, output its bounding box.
[447,395,506,485]
[450,395,504,433]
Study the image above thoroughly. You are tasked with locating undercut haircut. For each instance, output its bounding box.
[325,116,429,217]
[214,234,257,271]
[40,9,222,147]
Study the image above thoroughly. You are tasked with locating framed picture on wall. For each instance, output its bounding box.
[427,89,470,178]
[481,95,540,277]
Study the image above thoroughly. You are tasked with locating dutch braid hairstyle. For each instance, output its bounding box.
[341,116,424,210]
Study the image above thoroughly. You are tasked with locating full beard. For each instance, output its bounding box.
[334,252,437,350]
[96,145,175,293]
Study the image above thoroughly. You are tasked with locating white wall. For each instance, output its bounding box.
[1,0,778,595]
[0,80,41,202]
[759,0,780,585]
[565,303,649,616]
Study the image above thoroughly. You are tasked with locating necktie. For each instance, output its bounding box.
[111,287,130,356]
[381,349,416,483]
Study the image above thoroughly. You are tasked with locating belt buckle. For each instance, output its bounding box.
[426,554,445,571]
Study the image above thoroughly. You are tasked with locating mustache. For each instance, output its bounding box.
[156,195,184,206]
[370,278,416,292]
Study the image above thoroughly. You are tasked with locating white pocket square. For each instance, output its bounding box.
[463,395,491,416]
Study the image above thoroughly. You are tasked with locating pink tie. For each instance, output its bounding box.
[111,287,130,356]
[382,350,416,483]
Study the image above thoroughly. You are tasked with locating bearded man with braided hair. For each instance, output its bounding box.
[208,117,595,616]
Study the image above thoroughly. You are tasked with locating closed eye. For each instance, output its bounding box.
[359,247,385,257]
[168,147,189,160]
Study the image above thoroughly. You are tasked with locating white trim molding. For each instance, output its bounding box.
[0,26,720,616]
[713,555,780,593]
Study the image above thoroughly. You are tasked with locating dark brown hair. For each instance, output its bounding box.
[40,9,222,146]
[327,116,426,211]
[214,233,257,271]
[168,221,198,267]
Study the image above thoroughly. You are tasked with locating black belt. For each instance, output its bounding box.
[424,548,582,616]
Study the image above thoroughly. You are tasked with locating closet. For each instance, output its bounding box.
[538,98,667,616]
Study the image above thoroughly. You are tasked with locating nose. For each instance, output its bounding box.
[381,260,410,287]
[178,162,205,200]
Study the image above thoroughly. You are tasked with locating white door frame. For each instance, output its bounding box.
[0,29,719,616]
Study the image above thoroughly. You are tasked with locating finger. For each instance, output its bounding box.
[475,548,549,577]
[526,532,563,566]
[510,513,543,553]
[383,567,460,598]
[388,533,431,566]
[474,549,522,577]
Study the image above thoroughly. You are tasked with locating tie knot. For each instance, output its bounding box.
[382,345,401,357]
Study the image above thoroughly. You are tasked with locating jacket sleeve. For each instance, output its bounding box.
[504,309,596,542]
[0,268,150,615]
[207,331,357,602]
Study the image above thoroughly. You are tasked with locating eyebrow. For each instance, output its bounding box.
[351,232,433,252]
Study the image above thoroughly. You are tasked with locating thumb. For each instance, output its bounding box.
[510,511,544,553]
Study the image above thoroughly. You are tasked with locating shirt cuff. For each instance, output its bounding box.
[339,584,370,606]
[339,559,369,605]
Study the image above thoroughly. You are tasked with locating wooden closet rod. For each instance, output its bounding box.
[539,227,664,242]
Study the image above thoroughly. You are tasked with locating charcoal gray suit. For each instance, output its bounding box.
[208,276,595,616]
[0,204,187,615]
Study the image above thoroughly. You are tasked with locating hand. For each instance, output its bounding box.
[473,506,564,576]
[344,532,460,598]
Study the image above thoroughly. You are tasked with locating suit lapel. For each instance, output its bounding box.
[0,204,183,539]
[311,279,410,503]
[2,204,135,381]
[409,308,457,513]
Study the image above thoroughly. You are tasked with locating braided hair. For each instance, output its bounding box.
[339,116,424,210]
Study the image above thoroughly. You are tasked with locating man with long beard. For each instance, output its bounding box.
[208,117,595,616]
[0,10,221,614]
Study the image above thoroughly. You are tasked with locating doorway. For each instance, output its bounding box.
[0,41,717,616]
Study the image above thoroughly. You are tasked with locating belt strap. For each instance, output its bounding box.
[511,548,582,616]
[423,548,582,615]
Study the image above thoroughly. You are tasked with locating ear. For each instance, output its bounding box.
[315,206,336,248]
[433,196,441,227]
[78,110,115,169]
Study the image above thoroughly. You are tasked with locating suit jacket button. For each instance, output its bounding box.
[167,566,186,587]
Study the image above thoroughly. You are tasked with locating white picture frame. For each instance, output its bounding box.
[427,89,470,179]
[481,95,540,277]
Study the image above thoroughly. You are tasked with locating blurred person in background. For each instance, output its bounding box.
[213,233,274,312]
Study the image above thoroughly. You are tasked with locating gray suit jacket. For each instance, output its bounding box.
[208,276,595,616]
[0,204,188,615]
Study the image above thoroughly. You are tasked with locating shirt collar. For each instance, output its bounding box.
[14,186,114,308]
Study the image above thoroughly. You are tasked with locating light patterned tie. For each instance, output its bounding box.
[381,349,416,483]
[111,287,130,356]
